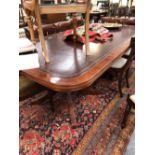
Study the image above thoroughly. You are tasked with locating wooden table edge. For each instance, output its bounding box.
[21,39,130,92]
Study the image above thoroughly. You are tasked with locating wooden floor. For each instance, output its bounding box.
[21,26,135,92]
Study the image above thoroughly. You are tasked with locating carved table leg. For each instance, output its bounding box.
[67,92,77,124]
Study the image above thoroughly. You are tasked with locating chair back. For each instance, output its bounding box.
[117,6,129,17]
[123,36,135,71]
[19,2,27,27]
[129,36,135,59]
[22,0,36,12]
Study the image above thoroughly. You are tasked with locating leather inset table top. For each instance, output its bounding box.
[21,26,134,92]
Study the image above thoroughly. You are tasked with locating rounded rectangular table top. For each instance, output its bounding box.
[21,25,135,92]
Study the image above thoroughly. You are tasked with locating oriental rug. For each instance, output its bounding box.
[19,62,135,155]
[86,98,135,155]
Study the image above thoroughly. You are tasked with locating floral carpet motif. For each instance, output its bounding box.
[19,62,135,155]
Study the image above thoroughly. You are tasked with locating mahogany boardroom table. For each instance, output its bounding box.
[21,25,134,93]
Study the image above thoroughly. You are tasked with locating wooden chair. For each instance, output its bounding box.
[19,2,27,28]
[109,3,119,16]
[110,36,135,97]
[22,0,91,63]
[121,94,135,128]
[117,6,129,17]
[129,6,135,17]
[123,35,135,59]
[122,47,132,59]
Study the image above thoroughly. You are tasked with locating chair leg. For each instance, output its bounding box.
[121,101,131,128]
[125,68,130,88]
[118,73,123,97]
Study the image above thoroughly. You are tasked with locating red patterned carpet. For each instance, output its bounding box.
[19,62,135,155]
[90,99,134,155]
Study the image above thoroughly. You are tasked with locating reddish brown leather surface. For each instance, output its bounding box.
[36,26,135,78]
